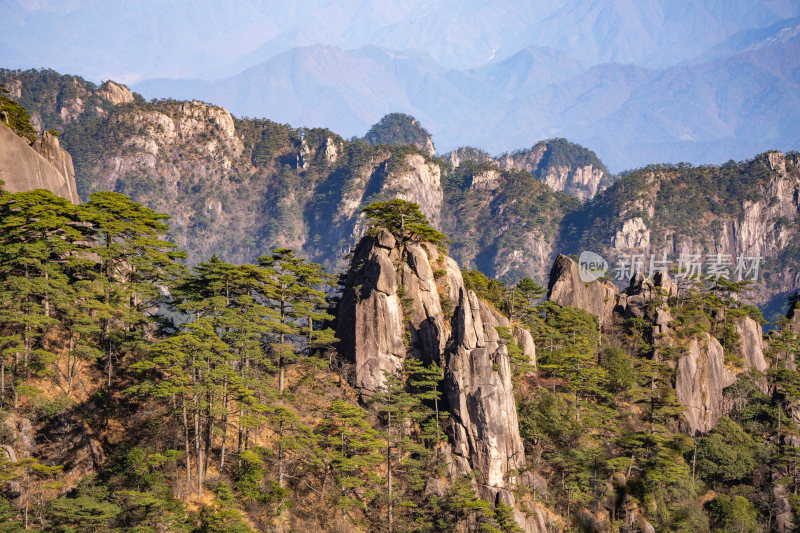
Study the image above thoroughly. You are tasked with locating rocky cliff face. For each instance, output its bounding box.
[675,334,737,435]
[495,139,613,201]
[447,147,494,169]
[572,151,800,310]
[546,254,617,329]
[386,154,443,227]
[335,229,414,393]
[513,325,537,369]
[95,81,134,105]
[672,317,767,435]
[734,315,768,373]
[337,232,548,531]
[0,124,80,203]
[447,139,613,202]
[0,71,135,134]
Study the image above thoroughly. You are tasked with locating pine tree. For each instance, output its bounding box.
[258,249,335,392]
[506,276,544,322]
[0,190,91,407]
[130,321,230,498]
[361,199,448,246]
[174,257,281,466]
[83,191,185,389]
[405,357,447,442]
[314,399,383,520]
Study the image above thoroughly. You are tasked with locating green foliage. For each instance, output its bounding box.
[48,491,121,532]
[0,496,23,532]
[518,388,580,447]
[362,199,448,246]
[198,483,254,533]
[437,476,492,528]
[0,188,470,532]
[532,138,607,176]
[364,113,431,151]
[0,83,37,142]
[707,494,759,533]
[0,190,95,407]
[695,418,760,484]
[462,269,506,309]
[533,301,603,401]
[600,346,635,393]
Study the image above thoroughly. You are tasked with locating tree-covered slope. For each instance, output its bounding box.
[3,68,800,315]
[363,112,435,155]
[441,159,579,285]
[564,152,800,316]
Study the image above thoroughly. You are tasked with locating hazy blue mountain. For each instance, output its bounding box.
[691,15,800,63]
[4,0,800,82]
[528,0,800,66]
[134,38,800,172]
[136,45,445,136]
[572,40,800,169]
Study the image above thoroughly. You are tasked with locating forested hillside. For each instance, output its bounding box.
[565,153,800,318]
[3,184,800,531]
[2,90,800,529]
[3,67,800,316]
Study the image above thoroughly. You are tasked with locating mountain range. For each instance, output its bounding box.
[4,1,800,171]
[2,73,800,532]
[132,34,800,171]
[3,67,798,322]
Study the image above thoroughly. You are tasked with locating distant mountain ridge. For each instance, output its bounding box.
[133,37,800,172]
[691,14,800,63]
[5,0,799,79]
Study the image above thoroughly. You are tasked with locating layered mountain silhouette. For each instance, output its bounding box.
[134,36,800,171]
[5,0,800,170]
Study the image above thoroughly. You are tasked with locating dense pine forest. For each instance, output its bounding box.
[1,185,800,532]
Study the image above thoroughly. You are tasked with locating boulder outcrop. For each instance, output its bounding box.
[513,325,537,370]
[675,333,737,435]
[733,315,767,372]
[336,229,406,393]
[616,271,676,342]
[96,81,134,105]
[0,124,80,203]
[547,254,617,329]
